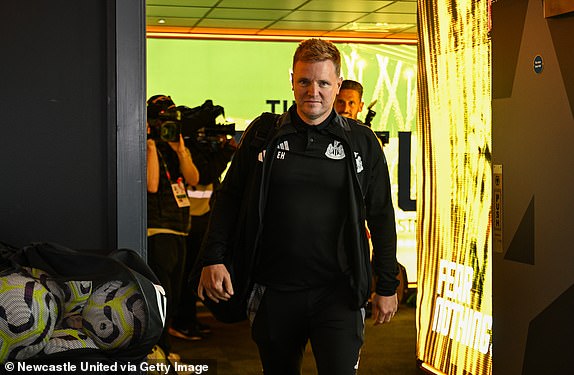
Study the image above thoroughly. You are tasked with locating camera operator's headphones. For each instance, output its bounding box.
[147,95,175,120]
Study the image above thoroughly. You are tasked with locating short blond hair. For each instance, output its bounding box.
[292,38,341,76]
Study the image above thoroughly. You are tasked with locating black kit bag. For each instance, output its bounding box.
[191,112,279,324]
[0,242,166,367]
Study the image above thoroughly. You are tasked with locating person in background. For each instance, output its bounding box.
[197,38,399,374]
[170,129,237,341]
[334,79,365,121]
[146,94,200,359]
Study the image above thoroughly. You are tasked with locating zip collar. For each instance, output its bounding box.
[274,106,352,141]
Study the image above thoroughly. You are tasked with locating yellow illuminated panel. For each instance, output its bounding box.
[416,1,492,374]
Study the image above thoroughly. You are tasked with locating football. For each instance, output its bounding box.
[21,268,93,323]
[21,267,65,322]
[0,272,57,362]
[82,280,146,350]
[62,280,92,316]
[42,328,98,355]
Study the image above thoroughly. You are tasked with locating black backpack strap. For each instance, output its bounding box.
[250,112,280,151]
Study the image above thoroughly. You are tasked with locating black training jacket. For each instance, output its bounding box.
[199,108,398,309]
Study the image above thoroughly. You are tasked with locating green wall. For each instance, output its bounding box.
[147,39,416,134]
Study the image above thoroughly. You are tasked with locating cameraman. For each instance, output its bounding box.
[146,94,199,358]
[170,116,237,341]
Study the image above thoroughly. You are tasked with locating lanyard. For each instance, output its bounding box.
[156,148,181,184]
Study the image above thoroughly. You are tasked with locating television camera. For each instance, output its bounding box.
[364,99,377,127]
[362,100,388,146]
[149,100,235,150]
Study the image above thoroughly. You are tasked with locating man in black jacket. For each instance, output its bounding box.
[197,38,398,374]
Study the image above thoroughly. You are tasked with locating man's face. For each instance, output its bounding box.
[335,89,364,120]
[291,60,342,125]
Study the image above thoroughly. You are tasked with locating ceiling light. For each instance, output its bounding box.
[157,19,166,24]
[346,22,413,33]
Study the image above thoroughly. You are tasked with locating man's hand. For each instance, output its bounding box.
[197,264,234,303]
[372,293,398,325]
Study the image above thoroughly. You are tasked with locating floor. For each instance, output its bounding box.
[170,301,423,375]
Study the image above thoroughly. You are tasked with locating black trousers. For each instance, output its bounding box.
[173,212,210,328]
[251,281,365,375]
[147,233,187,352]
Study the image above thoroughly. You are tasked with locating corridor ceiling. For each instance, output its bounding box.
[146,0,418,43]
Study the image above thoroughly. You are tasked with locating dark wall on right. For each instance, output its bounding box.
[492,0,574,374]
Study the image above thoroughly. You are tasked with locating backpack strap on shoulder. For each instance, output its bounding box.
[251,112,280,150]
